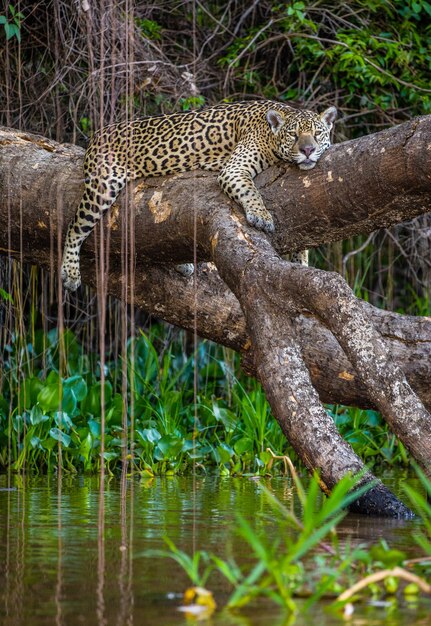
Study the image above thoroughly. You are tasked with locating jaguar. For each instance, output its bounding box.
[61,100,336,291]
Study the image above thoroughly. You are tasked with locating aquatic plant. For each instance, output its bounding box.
[0,322,419,474]
[143,472,371,611]
[146,469,431,616]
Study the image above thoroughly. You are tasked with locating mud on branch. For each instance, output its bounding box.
[1,115,431,516]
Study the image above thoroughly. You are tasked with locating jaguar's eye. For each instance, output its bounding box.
[291,132,299,142]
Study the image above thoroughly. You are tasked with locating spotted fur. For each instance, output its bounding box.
[61,100,336,291]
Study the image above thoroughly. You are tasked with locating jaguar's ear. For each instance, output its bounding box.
[320,106,337,129]
[266,109,285,135]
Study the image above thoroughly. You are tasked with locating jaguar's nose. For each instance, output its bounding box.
[300,145,316,157]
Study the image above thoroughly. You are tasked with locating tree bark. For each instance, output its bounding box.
[1,118,431,516]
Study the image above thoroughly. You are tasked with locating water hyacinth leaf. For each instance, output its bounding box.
[369,544,406,568]
[187,443,205,460]
[12,413,24,433]
[37,384,62,412]
[234,437,253,455]
[215,443,234,464]
[137,428,161,444]
[46,370,61,384]
[182,440,195,452]
[79,432,92,462]
[88,418,101,437]
[42,437,57,451]
[61,387,77,414]
[49,428,71,447]
[103,451,119,461]
[106,393,124,425]
[109,437,125,448]
[64,376,88,401]
[155,434,185,459]
[259,450,273,465]
[54,411,74,431]
[19,377,45,409]
[83,382,112,416]
[30,404,49,425]
[212,401,236,432]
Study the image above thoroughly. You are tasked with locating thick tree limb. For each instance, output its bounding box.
[1,118,431,516]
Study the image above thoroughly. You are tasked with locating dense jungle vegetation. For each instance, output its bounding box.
[0,0,430,474]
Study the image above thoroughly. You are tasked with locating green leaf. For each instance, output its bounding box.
[107,393,124,425]
[234,437,253,455]
[215,443,234,464]
[155,434,184,459]
[49,428,71,447]
[0,286,13,301]
[137,428,161,444]
[46,370,60,384]
[19,377,44,410]
[54,411,74,431]
[30,436,42,449]
[369,544,406,568]
[82,381,112,416]
[4,22,19,41]
[30,405,49,425]
[212,401,236,432]
[37,383,62,412]
[103,451,118,461]
[61,387,77,414]
[64,376,87,401]
[88,418,101,437]
[79,432,92,462]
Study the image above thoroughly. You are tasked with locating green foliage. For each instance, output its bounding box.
[0,324,287,474]
[0,287,13,303]
[141,472,373,610]
[217,1,431,119]
[79,117,92,135]
[328,405,409,466]
[144,537,212,587]
[139,469,431,614]
[403,466,431,557]
[0,4,24,42]
[179,95,206,111]
[0,319,415,474]
[135,16,162,40]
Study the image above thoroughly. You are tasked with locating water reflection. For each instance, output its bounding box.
[0,473,428,626]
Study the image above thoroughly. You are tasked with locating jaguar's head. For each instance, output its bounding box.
[267,106,337,171]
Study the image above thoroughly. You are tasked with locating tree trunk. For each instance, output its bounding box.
[1,117,431,516]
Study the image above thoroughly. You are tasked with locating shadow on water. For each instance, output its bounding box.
[0,471,430,626]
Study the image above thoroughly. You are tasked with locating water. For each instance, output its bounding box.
[0,472,430,625]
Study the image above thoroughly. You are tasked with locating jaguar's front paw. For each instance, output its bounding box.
[245,209,275,234]
[61,264,81,292]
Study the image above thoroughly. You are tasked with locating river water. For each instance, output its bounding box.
[1,472,430,625]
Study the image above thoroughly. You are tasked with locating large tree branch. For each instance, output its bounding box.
[1,122,430,410]
[1,118,431,516]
